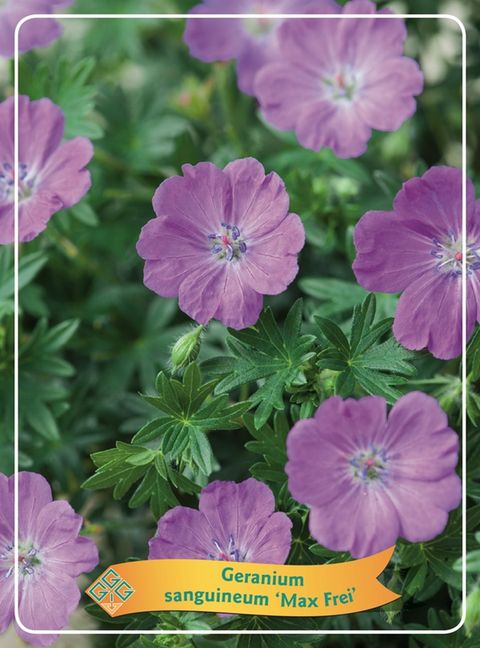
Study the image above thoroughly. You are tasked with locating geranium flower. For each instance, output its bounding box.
[254,0,424,158]
[184,0,336,96]
[0,0,72,59]
[286,393,461,559]
[0,95,93,244]
[353,166,479,360]
[148,478,292,564]
[136,158,304,330]
[0,471,99,647]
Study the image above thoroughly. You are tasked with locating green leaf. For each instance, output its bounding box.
[350,292,376,354]
[244,411,289,485]
[214,301,315,428]
[82,441,183,517]
[468,326,480,381]
[315,316,350,357]
[84,363,248,514]
[25,399,59,441]
[351,366,405,403]
[19,54,103,139]
[132,418,172,444]
[424,549,462,590]
[359,337,417,375]
[0,250,48,301]
[299,277,367,318]
[315,294,416,403]
[6,318,79,452]
[404,562,428,598]
[189,429,214,475]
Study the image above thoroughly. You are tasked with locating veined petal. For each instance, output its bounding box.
[38,137,93,209]
[149,507,213,560]
[353,210,436,293]
[223,158,290,238]
[387,474,461,543]
[393,271,476,360]
[211,266,263,329]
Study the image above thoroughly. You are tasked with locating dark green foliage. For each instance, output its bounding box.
[83,363,250,517]
[315,294,417,403]
[203,300,316,429]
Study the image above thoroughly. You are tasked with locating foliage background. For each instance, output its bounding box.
[1,0,479,646]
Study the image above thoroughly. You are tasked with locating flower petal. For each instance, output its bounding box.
[16,569,79,645]
[308,484,400,558]
[393,271,476,360]
[0,203,14,245]
[0,473,13,545]
[199,479,276,552]
[148,506,213,560]
[43,536,99,577]
[17,472,53,541]
[255,62,325,130]
[236,39,273,96]
[38,137,93,208]
[18,189,63,243]
[286,397,387,509]
[178,260,227,325]
[223,158,289,238]
[0,569,13,635]
[19,97,64,169]
[153,162,231,235]
[183,0,247,63]
[0,96,14,159]
[245,511,292,564]
[353,210,436,293]
[356,58,423,131]
[393,166,475,238]
[242,212,305,296]
[286,418,355,509]
[387,474,461,544]
[340,2,407,68]
[384,392,460,481]
[30,500,82,549]
[211,266,263,329]
[296,101,371,158]
[136,216,207,261]
[143,257,208,299]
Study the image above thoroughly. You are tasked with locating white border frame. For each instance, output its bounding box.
[13,11,467,639]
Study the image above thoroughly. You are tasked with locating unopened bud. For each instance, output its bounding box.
[170,325,204,372]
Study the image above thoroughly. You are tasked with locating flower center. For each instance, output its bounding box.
[350,446,388,483]
[323,67,358,102]
[0,541,41,579]
[208,536,243,562]
[0,161,36,204]
[208,223,247,262]
[243,3,279,37]
[431,233,480,277]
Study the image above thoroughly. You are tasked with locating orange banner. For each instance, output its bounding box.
[86,546,399,617]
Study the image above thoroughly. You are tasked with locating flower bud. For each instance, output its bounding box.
[170,325,204,372]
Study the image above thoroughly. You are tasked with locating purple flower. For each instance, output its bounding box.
[286,393,461,559]
[136,158,305,330]
[0,95,93,245]
[149,478,292,564]
[353,166,479,360]
[184,0,337,96]
[0,0,72,59]
[0,471,99,647]
[254,0,424,158]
